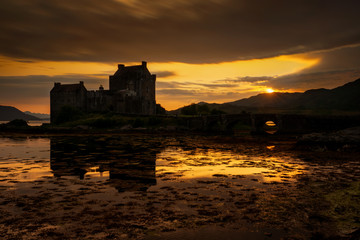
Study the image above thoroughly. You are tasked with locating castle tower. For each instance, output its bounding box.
[109,61,156,115]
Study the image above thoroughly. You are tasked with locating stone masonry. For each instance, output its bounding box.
[50,61,156,122]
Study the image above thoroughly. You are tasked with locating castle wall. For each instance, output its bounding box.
[108,61,156,115]
[139,74,156,115]
[86,90,113,113]
[50,82,87,122]
[50,62,157,123]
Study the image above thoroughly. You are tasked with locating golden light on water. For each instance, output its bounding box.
[156,147,305,182]
[265,121,277,127]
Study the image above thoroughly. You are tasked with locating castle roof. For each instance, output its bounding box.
[51,82,87,93]
[112,61,151,78]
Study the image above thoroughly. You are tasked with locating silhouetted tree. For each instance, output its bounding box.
[156,104,166,115]
[181,104,197,115]
[197,104,210,115]
[211,109,226,115]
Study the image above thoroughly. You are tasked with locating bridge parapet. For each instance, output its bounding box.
[178,113,360,135]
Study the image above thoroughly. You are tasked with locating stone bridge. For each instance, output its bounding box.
[179,113,360,134]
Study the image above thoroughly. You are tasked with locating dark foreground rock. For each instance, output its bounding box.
[296,127,360,151]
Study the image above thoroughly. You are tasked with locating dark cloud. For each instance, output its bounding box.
[157,80,238,89]
[219,76,273,84]
[301,44,360,73]
[154,71,176,78]
[267,45,360,90]
[156,81,181,88]
[0,0,359,63]
[207,44,360,90]
[269,70,360,90]
[215,70,360,92]
[194,83,237,88]
[157,89,197,96]
[0,74,107,104]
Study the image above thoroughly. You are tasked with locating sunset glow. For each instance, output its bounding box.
[0,54,319,112]
[1,1,360,239]
[0,0,359,114]
[266,88,274,93]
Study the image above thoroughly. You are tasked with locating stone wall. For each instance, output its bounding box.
[50,62,157,122]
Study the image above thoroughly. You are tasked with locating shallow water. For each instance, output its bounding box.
[0,135,359,239]
[0,120,50,126]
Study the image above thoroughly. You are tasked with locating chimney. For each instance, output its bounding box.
[118,64,125,69]
[142,61,147,67]
[80,81,84,86]
[54,82,61,87]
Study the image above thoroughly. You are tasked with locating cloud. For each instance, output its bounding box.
[157,89,197,96]
[114,0,226,19]
[158,80,237,88]
[0,0,359,63]
[268,70,360,90]
[154,71,176,78]
[298,44,360,74]
[219,76,273,84]
[156,81,181,88]
[264,45,360,90]
[0,74,107,104]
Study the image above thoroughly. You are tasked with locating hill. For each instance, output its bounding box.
[170,78,360,115]
[230,78,360,110]
[0,106,40,121]
[24,111,50,120]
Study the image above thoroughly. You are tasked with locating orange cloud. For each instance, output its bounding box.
[0,54,319,112]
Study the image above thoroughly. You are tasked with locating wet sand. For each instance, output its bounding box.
[0,134,359,239]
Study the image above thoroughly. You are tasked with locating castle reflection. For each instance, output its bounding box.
[50,136,163,192]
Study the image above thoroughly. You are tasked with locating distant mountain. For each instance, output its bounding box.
[230,78,360,110]
[0,106,40,121]
[24,111,50,120]
[170,78,360,115]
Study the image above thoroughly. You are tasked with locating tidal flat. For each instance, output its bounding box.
[0,134,359,239]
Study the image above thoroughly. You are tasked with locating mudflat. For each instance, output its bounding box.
[0,134,359,239]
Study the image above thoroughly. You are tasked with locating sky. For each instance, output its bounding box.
[0,0,360,113]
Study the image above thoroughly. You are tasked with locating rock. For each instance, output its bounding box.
[120,124,133,130]
[6,119,28,127]
[297,127,360,151]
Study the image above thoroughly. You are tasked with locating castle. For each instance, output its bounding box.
[50,61,156,123]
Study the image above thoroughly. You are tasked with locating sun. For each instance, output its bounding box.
[266,88,274,93]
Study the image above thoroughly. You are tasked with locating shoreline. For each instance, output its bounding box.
[1,124,360,153]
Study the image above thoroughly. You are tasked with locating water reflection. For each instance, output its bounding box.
[156,146,306,183]
[0,136,307,192]
[1,136,359,239]
[0,137,51,184]
[50,136,162,192]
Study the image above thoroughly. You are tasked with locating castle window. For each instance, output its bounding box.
[128,81,134,91]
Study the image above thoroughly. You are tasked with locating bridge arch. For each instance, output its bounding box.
[251,114,281,134]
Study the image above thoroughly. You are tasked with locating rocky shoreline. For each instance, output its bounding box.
[297,127,360,151]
